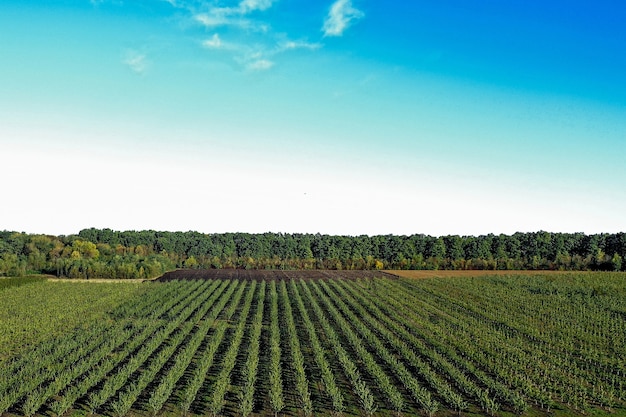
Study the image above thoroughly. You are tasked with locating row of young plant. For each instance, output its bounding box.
[123,279,236,417]
[292,274,623,416]
[375,278,572,410]
[178,280,246,416]
[1,320,112,412]
[21,324,137,417]
[278,279,314,415]
[305,278,407,415]
[4,274,623,417]
[382,279,554,402]
[0,280,145,363]
[449,274,626,385]
[207,280,257,417]
[1,279,218,416]
[267,280,285,417]
[336,278,528,414]
[378,276,624,413]
[238,280,266,417]
[297,278,379,416]
[288,279,344,414]
[420,275,626,409]
[348,276,528,414]
[0,280,196,415]
[318,277,473,416]
[402,274,624,384]
[50,320,163,417]
[325,279,475,414]
[86,279,224,415]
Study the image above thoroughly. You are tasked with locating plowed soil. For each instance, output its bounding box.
[157,269,399,281]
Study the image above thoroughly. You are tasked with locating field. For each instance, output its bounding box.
[0,277,147,361]
[387,270,574,279]
[0,271,625,417]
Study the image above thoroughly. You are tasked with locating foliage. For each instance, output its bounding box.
[2,229,626,279]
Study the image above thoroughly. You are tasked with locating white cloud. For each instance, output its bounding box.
[279,40,323,51]
[323,0,364,37]
[195,11,263,31]
[247,59,274,71]
[216,0,276,15]
[201,34,243,53]
[230,38,321,71]
[239,0,275,13]
[123,50,148,74]
[193,0,277,31]
[195,13,229,28]
[202,33,223,49]
[194,2,322,71]
[198,0,276,22]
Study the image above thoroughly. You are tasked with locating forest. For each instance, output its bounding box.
[1,228,624,279]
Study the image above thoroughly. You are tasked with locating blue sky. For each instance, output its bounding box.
[1,0,625,236]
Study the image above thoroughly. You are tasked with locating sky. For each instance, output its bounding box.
[1,0,625,237]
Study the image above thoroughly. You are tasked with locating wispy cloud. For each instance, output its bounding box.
[195,13,230,28]
[279,40,323,52]
[194,11,266,32]
[247,58,274,71]
[201,33,247,53]
[323,0,364,37]
[213,0,277,16]
[196,0,277,25]
[174,0,322,71]
[234,51,275,71]
[202,33,223,49]
[239,0,275,13]
[123,50,149,74]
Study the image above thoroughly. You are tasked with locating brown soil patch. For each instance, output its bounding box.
[157,269,397,282]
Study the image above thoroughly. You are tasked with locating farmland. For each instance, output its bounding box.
[1,271,625,417]
[0,278,146,361]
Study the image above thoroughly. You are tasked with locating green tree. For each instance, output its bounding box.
[71,240,100,259]
[611,253,622,271]
[431,237,446,259]
[443,235,464,260]
[184,256,199,269]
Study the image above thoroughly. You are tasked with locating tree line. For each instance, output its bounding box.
[0,229,624,278]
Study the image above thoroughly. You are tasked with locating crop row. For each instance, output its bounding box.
[1,273,624,417]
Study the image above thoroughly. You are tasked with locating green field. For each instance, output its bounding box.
[0,272,624,417]
[0,278,146,362]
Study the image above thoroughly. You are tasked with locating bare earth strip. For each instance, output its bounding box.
[157,269,395,281]
[157,269,572,282]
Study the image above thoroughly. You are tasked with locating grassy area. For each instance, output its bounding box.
[0,279,147,361]
[0,275,49,291]
[386,269,574,278]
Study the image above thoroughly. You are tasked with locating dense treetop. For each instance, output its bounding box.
[0,229,624,278]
